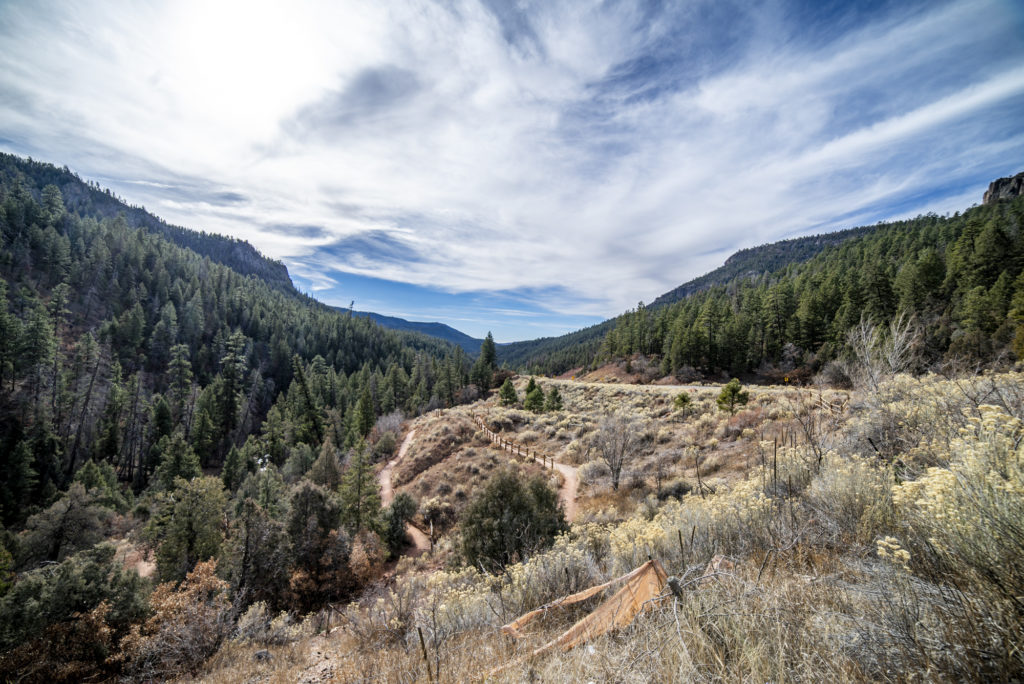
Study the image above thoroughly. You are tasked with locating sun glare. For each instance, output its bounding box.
[163,0,331,139]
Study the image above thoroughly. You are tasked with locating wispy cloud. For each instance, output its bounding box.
[1,0,1022,340]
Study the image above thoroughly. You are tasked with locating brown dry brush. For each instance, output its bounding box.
[116,560,234,681]
[196,374,1023,682]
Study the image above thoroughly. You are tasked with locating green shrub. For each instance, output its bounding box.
[717,378,749,414]
[524,386,545,413]
[373,431,398,461]
[459,469,566,572]
[383,492,417,557]
[0,543,148,653]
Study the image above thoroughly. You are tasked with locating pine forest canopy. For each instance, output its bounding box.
[0,152,499,673]
[500,186,1024,379]
[0,153,480,522]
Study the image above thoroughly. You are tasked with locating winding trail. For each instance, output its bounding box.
[477,414,579,521]
[378,429,431,555]
[545,458,578,522]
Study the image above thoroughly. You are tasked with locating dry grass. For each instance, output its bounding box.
[188,640,313,683]
[390,413,477,488]
[402,446,549,525]
[489,377,831,524]
[192,372,1024,683]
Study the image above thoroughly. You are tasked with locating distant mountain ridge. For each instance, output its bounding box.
[348,310,484,354]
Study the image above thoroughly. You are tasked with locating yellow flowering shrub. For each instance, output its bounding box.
[876,536,910,571]
[603,476,773,573]
[847,371,1024,467]
[806,451,894,543]
[893,404,1024,591]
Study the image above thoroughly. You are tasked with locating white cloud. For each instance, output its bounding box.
[1,0,1023,327]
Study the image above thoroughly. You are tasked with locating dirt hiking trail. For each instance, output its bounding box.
[378,429,430,555]
[538,457,578,522]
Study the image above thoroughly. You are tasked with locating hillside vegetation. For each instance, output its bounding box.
[1,154,1022,683]
[0,154,295,290]
[504,195,1024,379]
[191,370,1024,682]
[0,156,491,680]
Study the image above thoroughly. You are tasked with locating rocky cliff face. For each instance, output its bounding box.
[983,171,1024,204]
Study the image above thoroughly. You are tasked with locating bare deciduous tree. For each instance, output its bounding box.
[846,312,920,394]
[593,413,647,491]
[374,410,404,436]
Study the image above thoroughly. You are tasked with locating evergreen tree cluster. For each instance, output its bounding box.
[0,156,477,523]
[502,376,563,413]
[0,154,486,674]
[504,196,1024,378]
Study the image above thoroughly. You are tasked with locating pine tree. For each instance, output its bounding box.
[459,469,566,572]
[354,386,375,438]
[524,385,545,413]
[480,331,497,368]
[154,431,201,490]
[673,391,692,410]
[339,447,381,534]
[22,301,55,416]
[471,332,497,389]
[1010,272,1024,359]
[167,344,193,420]
[222,445,246,492]
[40,184,65,227]
[290,355,325,444]
[156,476,227,582]
[499,377,518,406]
[0,440,37,526]
[223,498,290,609]
[309,437,342,490]
[150,395,174,445]
[544,385,563,412]
[717,378,749,414]
[73,459,128,512]
[191,407,216,469]
[286,481,352,610]
[217,330,247,444]
[0,281,20,391]
[92,361,124,465]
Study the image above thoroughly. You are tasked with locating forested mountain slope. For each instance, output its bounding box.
[0,155,483,517]
[504,186,1024,378]
[649,225,876,308]
[0,154,293,290]
[499,224,876,373]
[0,156,499,678]
[498,319,613,374]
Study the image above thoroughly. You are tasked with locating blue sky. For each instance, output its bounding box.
[1,0,1023,341]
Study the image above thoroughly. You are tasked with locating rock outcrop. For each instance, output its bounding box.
[983,171,1024,205]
